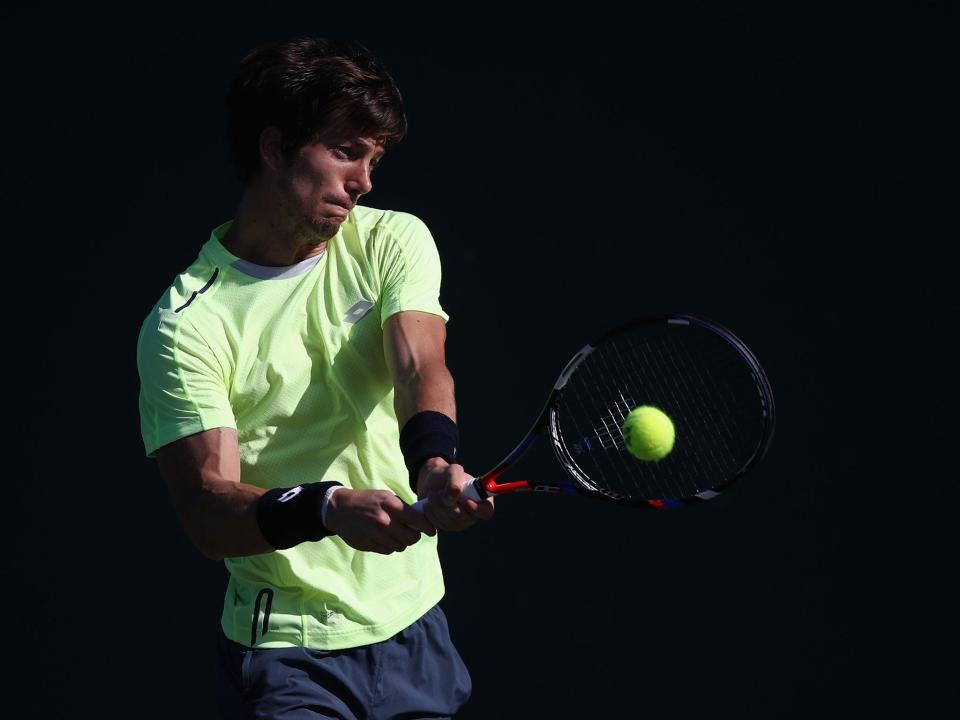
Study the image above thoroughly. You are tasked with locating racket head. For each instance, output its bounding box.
[545,313,776,509]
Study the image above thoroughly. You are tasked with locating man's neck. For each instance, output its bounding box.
[220,183,329,267]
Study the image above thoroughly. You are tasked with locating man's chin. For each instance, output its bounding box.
[308,217,341,241]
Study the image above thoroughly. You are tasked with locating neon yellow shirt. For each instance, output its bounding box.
[136,205,448,649]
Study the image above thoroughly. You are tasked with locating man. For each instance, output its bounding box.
[136,37,493,719]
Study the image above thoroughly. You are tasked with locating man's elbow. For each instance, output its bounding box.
[177,514,225,561]
[201,548,224,562]
[170,500,231,561]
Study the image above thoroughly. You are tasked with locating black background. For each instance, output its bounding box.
[9,3,955,718]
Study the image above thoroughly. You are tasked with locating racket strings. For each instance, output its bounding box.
[589,353,654,496]
[681,343,744,457]
[591,391,637,450]
[655,337,739,490]
[567,355,623,495]
[555,323,768,501]
[615,336,713,499]
[617,337,702,499]
[590,345,683,499]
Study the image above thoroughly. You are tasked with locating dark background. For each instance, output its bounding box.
[10,3,955,718]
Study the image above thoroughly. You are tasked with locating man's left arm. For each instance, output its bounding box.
[383,310,494,531]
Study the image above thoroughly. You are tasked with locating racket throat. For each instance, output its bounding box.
[476,472,531,497]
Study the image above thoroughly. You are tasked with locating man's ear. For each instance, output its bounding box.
[258,127,286,173]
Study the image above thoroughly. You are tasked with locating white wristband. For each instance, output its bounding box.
[320,485,343,529]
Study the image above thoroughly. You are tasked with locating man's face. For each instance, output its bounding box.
[274,134,385,242]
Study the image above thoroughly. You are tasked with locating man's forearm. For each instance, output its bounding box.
[157,429,281,562]
[394,361,457,428]
[184,478,275,561]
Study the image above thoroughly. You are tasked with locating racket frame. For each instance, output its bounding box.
[466,312,776,509]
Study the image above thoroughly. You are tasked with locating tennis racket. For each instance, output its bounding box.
[412,313,775,511]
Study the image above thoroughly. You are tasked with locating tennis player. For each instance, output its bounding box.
[136,37,493,719]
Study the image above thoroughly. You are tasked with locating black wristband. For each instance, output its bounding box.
[255,481,343,550]
[399,410,459,493]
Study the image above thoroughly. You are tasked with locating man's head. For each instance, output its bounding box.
[225,38,406,241]
[226,37,406,186]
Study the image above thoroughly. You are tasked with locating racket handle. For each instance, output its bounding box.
[411,477,483,513]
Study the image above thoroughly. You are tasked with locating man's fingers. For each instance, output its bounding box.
[467,497,495,521]
[389,521,422,548]
[423,501,468,533]
[400,504,437,536]
[437,507,477,532]
[417,484,493,532]
[377,543,405,555]
[422,501,446,530]
[378,525,415,552]
[386,494,436,537]
[441,486,459,508]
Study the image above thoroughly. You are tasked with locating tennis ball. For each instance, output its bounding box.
[622,405,675,461]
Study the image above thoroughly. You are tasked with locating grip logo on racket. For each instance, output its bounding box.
[415,313,775,512]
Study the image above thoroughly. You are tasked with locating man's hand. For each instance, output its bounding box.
[417,458,495,531]
[325,489,436,554]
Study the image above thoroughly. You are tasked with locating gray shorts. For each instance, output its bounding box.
[216,604,472,719]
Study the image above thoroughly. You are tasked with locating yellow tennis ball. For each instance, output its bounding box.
[622,405,675,461]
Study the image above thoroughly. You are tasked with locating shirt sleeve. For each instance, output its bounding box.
[137,309,237,459]
[376,212,450,326]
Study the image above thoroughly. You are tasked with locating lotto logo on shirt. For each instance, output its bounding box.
[344,300,374,324]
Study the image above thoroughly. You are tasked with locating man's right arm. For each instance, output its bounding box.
[155,427,273,561]
[155,427,436,560]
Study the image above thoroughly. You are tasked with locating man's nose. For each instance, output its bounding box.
[345,162,373,196]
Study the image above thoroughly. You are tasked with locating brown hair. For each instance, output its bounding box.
[225,37,408,185]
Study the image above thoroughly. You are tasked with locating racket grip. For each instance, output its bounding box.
[411,477,483,513]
